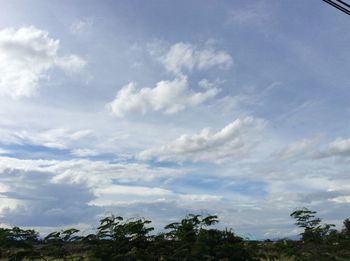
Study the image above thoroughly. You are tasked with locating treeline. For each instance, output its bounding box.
[0,208,350,260]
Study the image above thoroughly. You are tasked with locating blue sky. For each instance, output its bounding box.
[0,0,350,238]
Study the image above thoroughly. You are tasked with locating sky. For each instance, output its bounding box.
[0,0,350,239]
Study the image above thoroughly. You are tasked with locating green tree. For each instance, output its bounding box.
[87,215,154,260]
[43,228,82,259]
[290,208,338,260]
[290,208,335,243]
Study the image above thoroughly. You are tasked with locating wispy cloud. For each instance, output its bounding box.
[138,117,265,163]
[226,1,271,26]
[275,137,321,160]
[160,42,232,75]
[9,128,94,150]
[315,138,350,159]
[70,18,94,35]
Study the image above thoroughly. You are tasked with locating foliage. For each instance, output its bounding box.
[0,209,349,260]
[0,226,41,260]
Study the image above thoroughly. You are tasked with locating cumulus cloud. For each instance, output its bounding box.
[138,117,264,163]
[107,76,220,117]
[0,26,86,98]
[160,42,232,75]
[107,41,231,117]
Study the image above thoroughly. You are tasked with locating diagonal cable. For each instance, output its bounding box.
[334,0,350,9]
[322,0,350,15]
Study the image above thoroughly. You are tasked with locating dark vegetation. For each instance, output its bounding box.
[0,208,349,260]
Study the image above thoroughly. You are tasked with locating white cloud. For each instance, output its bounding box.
[226,2,270,26]
[107,76,220,117]
[270,136,350,162]
[70,18,94,35]
[42,158,184,186]
[54,54,87,73]
[331,195,350,203]
[138,117,264,163]
[0,144,349,238]
[310,138,350,159]
[0,148,11,155]
[90,185,174,206]
[276,138,320,160]
[326,138,350,157]
[160,42,232,75]
[12,128,94,149]
[89,184,223,209]
[0,156,187,221]
[179,194,223,202]
[0,26,86,98]
[106,41,231,118]
[0,156,190,227]
[71,148,99,157]
[0,167,99,227]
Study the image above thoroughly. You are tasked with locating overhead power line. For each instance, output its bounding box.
[322,0,350,15]
[336,0,350,8]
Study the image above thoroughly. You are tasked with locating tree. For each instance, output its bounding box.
[88,215,154,260]
[342,218,350,236]
[290,207,335,243]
